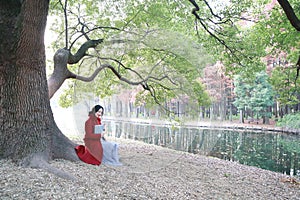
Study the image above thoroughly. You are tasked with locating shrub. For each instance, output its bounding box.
[277,112,300,129]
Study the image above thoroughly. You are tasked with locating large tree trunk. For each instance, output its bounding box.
[0,0,78,177]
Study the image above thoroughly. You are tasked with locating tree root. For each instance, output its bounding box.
[20,153,77,181]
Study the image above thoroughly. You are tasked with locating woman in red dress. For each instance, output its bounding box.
[76,105,122,166]
[75,105,104,165]
[83,105,104,162]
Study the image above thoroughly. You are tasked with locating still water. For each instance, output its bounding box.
[104,120,300,175]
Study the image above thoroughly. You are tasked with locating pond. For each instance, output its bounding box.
[103,119,300,176]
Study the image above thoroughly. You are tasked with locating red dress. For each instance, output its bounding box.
[75,114,103,165]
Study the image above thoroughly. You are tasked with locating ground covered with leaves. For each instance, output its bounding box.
[1,139,299,199]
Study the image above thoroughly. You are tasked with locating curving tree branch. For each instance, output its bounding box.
[188,0,240,61]
[277,0,300,80]
[48,48,72,99]
[68,39,103,64]
[47,39,103,98]
[277,0,300,31]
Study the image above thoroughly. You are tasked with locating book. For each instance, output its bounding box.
[94,125,104,134]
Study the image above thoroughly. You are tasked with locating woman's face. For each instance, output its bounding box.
[95,108,103,118]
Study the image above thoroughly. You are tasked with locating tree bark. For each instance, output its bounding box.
[0,0,79,174]
[239,110,244,123]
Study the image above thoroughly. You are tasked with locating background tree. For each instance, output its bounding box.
[233,71,274,124]
[201,61,234,121]
[232,75,250,123]
[249,71,274,124]
[271,64,300,112]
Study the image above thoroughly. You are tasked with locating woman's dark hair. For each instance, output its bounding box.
[89,105,104,115]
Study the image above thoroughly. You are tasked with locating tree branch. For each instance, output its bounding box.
[68,39,103,64]
[277,0,300,31]
[59,0,68,48]
[296,55,300,82]
[277,0,300,80]
[48,48,72,99]
[188,0,234,54]
[72,64,108,82]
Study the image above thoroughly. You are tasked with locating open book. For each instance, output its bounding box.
[94,125,104,134]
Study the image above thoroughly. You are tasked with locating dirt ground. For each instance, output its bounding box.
[1,138,299,200]
[3,105,295,199]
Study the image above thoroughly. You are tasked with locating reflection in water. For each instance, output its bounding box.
[104,120,300,175]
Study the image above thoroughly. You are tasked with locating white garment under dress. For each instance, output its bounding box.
[101,138,122,166]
